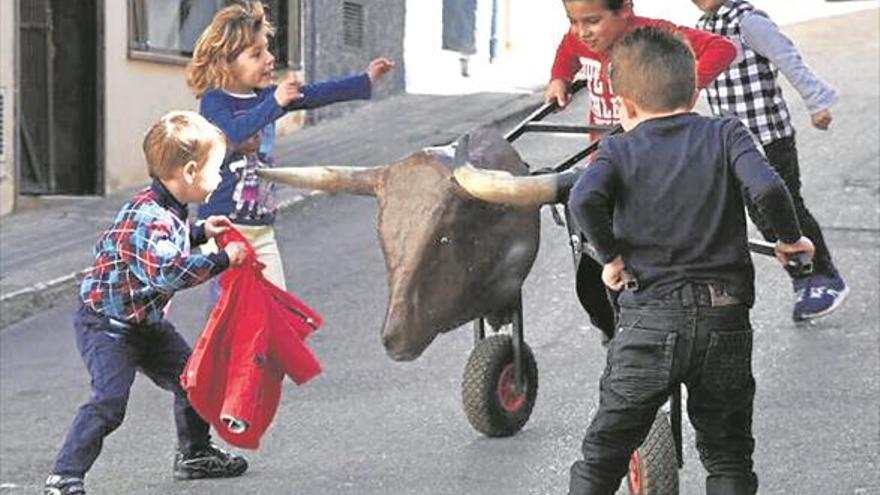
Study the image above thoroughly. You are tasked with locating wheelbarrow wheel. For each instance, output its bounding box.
[628,411,679,495]
[461,334,538,437]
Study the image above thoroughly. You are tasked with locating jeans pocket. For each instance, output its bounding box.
[606,326,677,404]
[701,330,753,392]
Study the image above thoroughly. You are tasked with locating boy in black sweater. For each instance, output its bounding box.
[567,26,814,495]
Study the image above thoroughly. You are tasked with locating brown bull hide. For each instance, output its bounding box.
[261,129,540,361]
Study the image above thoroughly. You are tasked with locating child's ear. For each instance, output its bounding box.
[183,160,199,185]
[620,96,638,120]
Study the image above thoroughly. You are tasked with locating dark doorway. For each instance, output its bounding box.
[19,0,102,195]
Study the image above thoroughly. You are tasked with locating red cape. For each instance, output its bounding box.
[181,228,323,449]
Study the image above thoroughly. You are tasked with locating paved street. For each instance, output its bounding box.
[2,10,878,495]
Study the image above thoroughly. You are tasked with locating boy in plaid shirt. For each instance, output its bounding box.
[44,111,248,495]
[693,0,848,322]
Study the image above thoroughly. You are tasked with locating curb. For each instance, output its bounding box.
[0,95,542,330]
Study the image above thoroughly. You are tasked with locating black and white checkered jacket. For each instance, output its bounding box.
[697,0,793,145]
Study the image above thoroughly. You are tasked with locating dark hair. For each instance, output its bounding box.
[563,0,628,13]
[610,25,696,113]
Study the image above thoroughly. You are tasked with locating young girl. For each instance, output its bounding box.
[186,1,394,290]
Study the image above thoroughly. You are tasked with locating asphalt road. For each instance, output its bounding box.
[2,10,878,495]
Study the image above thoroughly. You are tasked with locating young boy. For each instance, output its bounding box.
[567,27,814,495]
[546,0,738,342]
[546,0,737,125]
[693,0,848,321]
[44,111,249,495]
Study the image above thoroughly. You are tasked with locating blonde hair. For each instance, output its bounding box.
[186,1,275,98]
[142,111,226,179]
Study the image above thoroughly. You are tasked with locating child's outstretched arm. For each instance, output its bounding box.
[740,12,838,130]
[286,57,396,111]
[547,33,582,108]
[678,26,738,89]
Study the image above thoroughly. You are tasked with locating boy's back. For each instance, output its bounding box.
[572,113,792,304]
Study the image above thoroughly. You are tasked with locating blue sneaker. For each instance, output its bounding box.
[792,273,849,322]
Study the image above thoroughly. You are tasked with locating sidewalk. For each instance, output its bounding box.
[0,90,543,328]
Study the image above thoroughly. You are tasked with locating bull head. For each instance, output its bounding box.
[258,129,541,361]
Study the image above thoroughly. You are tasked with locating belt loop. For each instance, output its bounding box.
[682,284,695,307]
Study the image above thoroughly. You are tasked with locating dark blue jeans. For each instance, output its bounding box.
[569,285,758,495]
[52,305,211,477]
[746,135,836,277]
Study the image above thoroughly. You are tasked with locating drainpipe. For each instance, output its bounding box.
[489,0,499,62]
[306,0,317,123]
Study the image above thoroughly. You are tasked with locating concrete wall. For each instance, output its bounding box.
[102,1,197,192]
[305,0,406,121]
[0,1,16,215]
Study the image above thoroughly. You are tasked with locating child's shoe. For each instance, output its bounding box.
[43,475,85,495]
[173,444,248,480]
[792,273,849,322]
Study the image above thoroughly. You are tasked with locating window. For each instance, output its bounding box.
[128,0,301,68]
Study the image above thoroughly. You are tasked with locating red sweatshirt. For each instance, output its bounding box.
[551,17,737,126]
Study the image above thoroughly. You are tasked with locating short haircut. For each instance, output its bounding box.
[142,111,226,180]
[186,1,275,97]
[563,0,627,12]
[610,26,697,113]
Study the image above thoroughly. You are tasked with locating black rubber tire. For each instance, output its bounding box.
[461,334,538,437]
[628,411,679,495]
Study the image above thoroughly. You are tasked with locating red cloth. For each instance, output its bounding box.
[181,228,323,449]
[550,17,737,127]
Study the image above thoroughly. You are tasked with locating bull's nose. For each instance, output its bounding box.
[385,347,419,362]
[382,332,421,361]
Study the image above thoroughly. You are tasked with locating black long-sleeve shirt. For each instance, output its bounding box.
[568,113,801,306]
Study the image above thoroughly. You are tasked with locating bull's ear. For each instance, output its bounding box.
[257,166,381,197]
[452,164,560,207]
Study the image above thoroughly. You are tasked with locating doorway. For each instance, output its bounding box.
[18,0,102,195]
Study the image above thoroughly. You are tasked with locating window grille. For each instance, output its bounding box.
[343,2,364,49]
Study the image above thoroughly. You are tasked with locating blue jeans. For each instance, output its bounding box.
[52,305,211,477]
[569,284,758,495]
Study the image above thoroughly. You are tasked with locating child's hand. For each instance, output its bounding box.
[274,72,303,107]
[203,215,232,239]
[545,79,571,109]
[775,236,815,268]
[601,255,626,291]
[224,242,249,266]
[366,57,396,83]
[811,109,833,130]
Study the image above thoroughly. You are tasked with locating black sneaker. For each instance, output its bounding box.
[173,444,248,480]
[43,475,85,495]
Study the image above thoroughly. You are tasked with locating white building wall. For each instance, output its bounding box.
[0,0,16,215]
[403,0,875,95]
[102,1,198,193]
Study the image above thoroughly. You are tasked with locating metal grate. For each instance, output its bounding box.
[342,2,364,48]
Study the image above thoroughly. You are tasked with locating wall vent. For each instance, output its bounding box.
[343,2,364,49]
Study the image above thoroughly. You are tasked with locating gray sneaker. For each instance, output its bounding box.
[173,444,248,480]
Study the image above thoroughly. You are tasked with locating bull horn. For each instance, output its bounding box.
[452,164,560,207]
[257,166,381,196]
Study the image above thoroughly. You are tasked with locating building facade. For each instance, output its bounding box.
[0,0,405,216]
